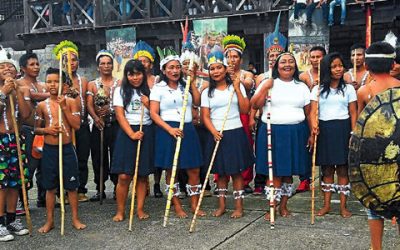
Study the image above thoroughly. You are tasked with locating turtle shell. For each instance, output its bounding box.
[348,87,400,219]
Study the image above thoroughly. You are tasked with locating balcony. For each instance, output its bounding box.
[22,0,293,34]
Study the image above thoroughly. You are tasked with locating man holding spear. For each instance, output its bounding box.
[87,50,119,202]
[0,53,31,241]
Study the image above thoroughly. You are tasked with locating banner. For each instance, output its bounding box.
[288,8,329,72]
[105,27,136,79]
[193,18,228,71]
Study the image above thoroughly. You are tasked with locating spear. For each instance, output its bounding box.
[129,105,145,231]
[163,55,194,227]
[8,80,32,235]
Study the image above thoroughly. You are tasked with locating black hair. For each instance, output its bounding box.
[19,53,38,68]
[248,61,254,65]
[320,52,346,98]
[395,47,400,64]
[45,67,67,84]
[350,44,366,52]
[309,46,327,56]
[207,65,233,97]
[120,59,150,110]
[96,54,113,66]
[159,60,186,88]
[271,53,300,81]
[365,42,395,74]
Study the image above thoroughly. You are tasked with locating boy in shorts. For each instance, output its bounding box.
[34,68,86,233]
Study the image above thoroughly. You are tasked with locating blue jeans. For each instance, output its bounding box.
[329,0,346,25]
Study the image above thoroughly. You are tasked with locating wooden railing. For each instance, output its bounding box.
[23,0,291,33]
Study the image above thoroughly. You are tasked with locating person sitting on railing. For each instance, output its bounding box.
[293,0,328,27]
[63,0,93,25]
[328,0,346,26]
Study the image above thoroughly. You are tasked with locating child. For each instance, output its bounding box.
[0,55,31,241]
[34,68,86,233]
[111,59,154,221]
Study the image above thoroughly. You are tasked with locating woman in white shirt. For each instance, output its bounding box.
[150,51,204,218]
[201,51,253,219]
[310,52,357,218]
[252,52,313,220]
[111,60,154,221]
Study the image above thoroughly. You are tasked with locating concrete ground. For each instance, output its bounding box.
[4,170,400,250]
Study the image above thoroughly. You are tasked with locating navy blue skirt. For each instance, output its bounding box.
[255,121,311,177]
[204,127,254,176]
[154,121,203,170]
[111,125,155,177]
[317,119,351,166]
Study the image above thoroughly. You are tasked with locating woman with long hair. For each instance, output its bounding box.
[310,52,357,218]
[150,49,204,218]
[201,51,253,218]
[252,52,312,220]
[111,59,154,221]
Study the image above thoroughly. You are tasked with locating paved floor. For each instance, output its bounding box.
[4,170,400,250]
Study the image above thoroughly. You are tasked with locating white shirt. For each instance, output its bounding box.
[256,78,310,124]
[201,84,247,131]
[150,81,193,123]
[311,84,357,121]
[113,87,152,125]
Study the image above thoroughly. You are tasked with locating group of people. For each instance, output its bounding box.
[0,24,399,250]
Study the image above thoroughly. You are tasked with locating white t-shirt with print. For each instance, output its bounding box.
[113,86,152,125]
[150,81,193,123]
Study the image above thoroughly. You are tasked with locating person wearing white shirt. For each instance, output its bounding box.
[251,52,313,220]
[201,51,253,219]
[111,60,154,221]
[150,52,204,218]
[310,53,357,218]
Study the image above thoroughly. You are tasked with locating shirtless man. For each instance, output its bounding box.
[356,41,400,250]
[69,52,91,202]
[87,50,119,201]
[17,53,49,208]
[299,46,326,90]
[344,44,369,90]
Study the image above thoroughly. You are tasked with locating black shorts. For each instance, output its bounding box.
[41,143,79,191]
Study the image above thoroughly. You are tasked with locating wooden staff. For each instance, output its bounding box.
[189,87,236,233]
[99,127,104,205]
[163,56,195,227]
[311,60,321,225]
[129,105,145,231]
[353,50,357,83]
[266,87,275,229]
[58,57,66,236]
[8,83,32,235]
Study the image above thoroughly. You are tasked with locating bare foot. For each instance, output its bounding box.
[174,207,188,219]
[38,222,54,234]
[212,208,226,217]
[230,209,243,219]
[72,220,87,230]
[340,208,352,218]
[279,207,291,217]
[316,207,331,216]
[112,213,125,222]
[191,208,207,217]
[137,210,150,220]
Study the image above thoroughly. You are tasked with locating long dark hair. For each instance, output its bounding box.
[120,59,150,110]
[320,52,346,98]
[271,52,301,82]
[207,65,234,97]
